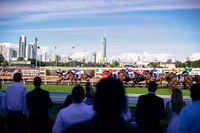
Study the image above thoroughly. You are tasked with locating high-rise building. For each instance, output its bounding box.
[100,35,106,63]
[92,51,96,63]
[0,45,3,55]
[51,53,57,62]
[186,56,190,61]
[42,52,47,62]
[64,56,70,63]
[7,48,17,61]
[33,37,38,59]
[19,35,26,58]
[26,44,34,59]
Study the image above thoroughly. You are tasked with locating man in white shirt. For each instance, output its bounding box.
[53,85,94,133]
[6,73,27,133]
[179,84,200,133]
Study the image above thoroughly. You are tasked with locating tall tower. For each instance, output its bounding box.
[0,45,3,55]
[33,37,38,59]
[26,44,34,59]
[100,35,106,63]
[19,35,26,58]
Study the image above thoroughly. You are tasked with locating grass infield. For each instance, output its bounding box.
[1,83,190,96]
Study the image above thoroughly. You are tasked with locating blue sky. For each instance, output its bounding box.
[0,0,200,62]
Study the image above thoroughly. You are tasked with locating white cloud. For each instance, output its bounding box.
[0,0,200,24]
[110,51,174,63]
[190,52,200,61]
[71,50,92,60]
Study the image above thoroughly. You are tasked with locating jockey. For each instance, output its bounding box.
[72,69,82,79]
[63,70,69,79]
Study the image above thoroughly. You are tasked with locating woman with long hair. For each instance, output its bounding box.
[165,88,188,133]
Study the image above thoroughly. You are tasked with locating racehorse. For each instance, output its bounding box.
[118,69,130,83]
[56,70,92,84]
[164,72,179,87]
[181,75,193,88]
[141,70,155,86]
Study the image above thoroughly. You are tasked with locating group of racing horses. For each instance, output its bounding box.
[56,69,200,88]
[103,69,199,88]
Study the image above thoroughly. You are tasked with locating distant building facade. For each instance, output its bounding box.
[0,45,2,55]
[42,52,47,62]
[100,35,106,63]
[7,48,17,61]
[19,35,26,58]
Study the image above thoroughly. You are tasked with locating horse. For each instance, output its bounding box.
[140,70,155,86]
[57,70,92,84]
[164,72,179,87]
[56,70,70,84]
[118,69,130,83]
[182,75,193,88]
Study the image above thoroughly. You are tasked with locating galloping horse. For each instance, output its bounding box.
[118,69,130,83]
[182,75,193,88]
[164,72,179,87]
[57,70,92,84]
[141,70,155,86]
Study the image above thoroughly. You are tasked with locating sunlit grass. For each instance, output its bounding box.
[1,83,190,96]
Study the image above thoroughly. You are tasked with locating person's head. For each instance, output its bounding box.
[72,85,85,103]
[190,84,200,101]
[171,89,185,114]
[94,78,127,117]
[148,81,157,92]
[13,73,22,82]
[34,77,42,87]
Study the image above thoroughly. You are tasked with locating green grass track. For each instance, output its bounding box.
[1,84,190,96]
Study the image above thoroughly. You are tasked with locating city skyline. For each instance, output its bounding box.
[0,0,200,62]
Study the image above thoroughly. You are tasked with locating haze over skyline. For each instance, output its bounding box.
[0,0,200,62]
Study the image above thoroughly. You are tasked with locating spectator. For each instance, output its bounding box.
[179,84,200,133]
[26,77,53,133]
[136,81,165,133]
[0,80,6,133]
[65,78,144,133]
[6,73,27,133]
[53,85,94,133]
[83,82,94,105]
[165,88,187,133]
[0,80,6,115]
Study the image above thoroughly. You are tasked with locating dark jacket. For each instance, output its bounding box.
[26,87,53,123]
[136,93,165,133]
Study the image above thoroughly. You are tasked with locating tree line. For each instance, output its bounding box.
[0,54,199,68]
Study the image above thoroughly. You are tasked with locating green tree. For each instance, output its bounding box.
[0,54,4,66]
[112,61,120,67]
[175,61,184,68]
[17,57,25,61]
[191,60,200,68]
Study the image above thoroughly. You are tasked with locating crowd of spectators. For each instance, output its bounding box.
[0,72,200,133]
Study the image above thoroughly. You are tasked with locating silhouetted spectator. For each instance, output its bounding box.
[65,78,144,133]
[6,73,27,133]
[0,80,6,133]
[136,81,165,133]
[179,84,200,133]
[83,82,94,105]
[27,76,53,133]
[165,88,187,133]
[53,85,94,133]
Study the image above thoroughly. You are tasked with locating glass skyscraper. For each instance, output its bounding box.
[101,35,106,63]
[19,35,26,58]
